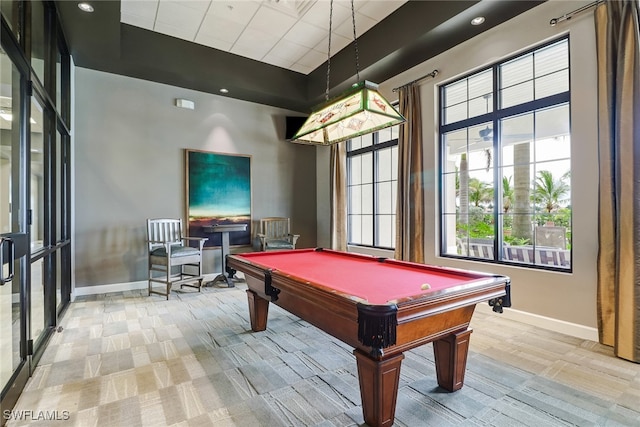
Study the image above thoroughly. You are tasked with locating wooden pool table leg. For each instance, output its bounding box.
[354,349,404,427]
[433,328,473,392]
[246,289,269,332]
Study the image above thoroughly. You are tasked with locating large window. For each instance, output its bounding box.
[347,125,399,249]
[440,38,572,270]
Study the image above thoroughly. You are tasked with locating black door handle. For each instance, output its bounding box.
[0,237,15,285]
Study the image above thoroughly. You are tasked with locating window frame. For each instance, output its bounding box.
[347,127,399,250]
[438,36,572,272]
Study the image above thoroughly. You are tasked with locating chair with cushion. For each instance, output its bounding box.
[258,217,299,251]
[147,218,207,299]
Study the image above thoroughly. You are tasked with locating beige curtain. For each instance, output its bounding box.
[330,142,347,251]
[595,0,640,362]
[395,84,425,263]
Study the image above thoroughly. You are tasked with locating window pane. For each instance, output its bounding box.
[536,70,569,99]
[376,215,394,248]
[377,127,393,144]
[377,147,392,182]
[442,171,458,213]
[1,0,20,37]
[391,146,398,179]
[442,214,462,255]
[361,215,373,245]
[349,215,362,243]
[56,130,63,242]
[361,184,373,215]
[533,160,571,213]
[501,81,534,108]
[468,70,493,99]
[31,1,46,84]
[501,54,533,88]
[377,182,393,214]
[55,41,63,113]
[444,129,467,172]
[535,104,570,162]
[444,102,467,124]
[391,125,399,141]
[349,156,362,185]
[361,152,373,184]
[444,80,467,107]
[360,134,373,149]
[535,39,568,78]
[31,97,44,251]
[468,94,493,118]
[349,186,362,214]
[350,136,363,151]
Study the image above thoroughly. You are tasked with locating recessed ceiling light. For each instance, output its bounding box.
[220,88,229,94]
[471,16,485,26]
[78,2,94,13]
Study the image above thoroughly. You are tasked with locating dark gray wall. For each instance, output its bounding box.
[74,68,317,288]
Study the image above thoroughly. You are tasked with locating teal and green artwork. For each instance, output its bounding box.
[186,149,251,247]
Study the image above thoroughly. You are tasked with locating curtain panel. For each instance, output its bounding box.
[330,143,347,251]
[595,0,640,362]
[395,84,425,263]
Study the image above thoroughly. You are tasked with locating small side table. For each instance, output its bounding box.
[203,223,248,287]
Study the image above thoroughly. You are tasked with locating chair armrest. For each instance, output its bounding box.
[181,236,207,250]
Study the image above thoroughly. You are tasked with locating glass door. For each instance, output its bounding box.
[0,46,30,414]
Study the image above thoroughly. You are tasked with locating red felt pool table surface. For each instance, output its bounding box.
[234,248,489,305]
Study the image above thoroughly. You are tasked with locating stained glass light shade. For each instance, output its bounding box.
[291,81,405,145]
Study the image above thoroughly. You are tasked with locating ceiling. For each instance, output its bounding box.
[55,0,545,113]
[120,0,408,75]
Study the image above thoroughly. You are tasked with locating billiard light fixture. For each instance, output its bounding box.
[291,0,404,146]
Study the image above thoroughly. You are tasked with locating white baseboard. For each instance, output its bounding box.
[476,302,599,342]
[71,274,220,300]
[73,280,148,299]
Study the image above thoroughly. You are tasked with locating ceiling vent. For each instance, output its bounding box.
[264,0,316,19]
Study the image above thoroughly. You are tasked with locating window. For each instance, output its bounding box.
[440,38,571,270]
[347,125,399,249]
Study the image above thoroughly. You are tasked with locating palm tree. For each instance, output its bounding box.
[534,170,570,213]
[502,175,514,213]
[468,178,493,207]
[512,143,532,240]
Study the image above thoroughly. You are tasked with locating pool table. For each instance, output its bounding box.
[226,248,510,427]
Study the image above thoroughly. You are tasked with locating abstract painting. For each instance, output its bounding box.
[185,149,251,247]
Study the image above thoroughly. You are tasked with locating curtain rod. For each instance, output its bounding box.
[392,69,439,92]
[549,0,603,26]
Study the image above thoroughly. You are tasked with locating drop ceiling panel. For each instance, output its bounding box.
[283,21,327,49]
[198,15,245,43]
[249,6,298,39]
[207,1,261,26]
[334,11,376,39]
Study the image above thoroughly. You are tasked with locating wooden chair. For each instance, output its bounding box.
[147,218,207,299]
[258,217,299,251]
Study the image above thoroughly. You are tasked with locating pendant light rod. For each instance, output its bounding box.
[325,0,333,101]
[351,0,360,82]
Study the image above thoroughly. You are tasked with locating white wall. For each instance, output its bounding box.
[73,68,317,289]
[319,1,600,332]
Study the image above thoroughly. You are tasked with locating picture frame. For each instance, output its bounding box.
[185,149,252,248]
